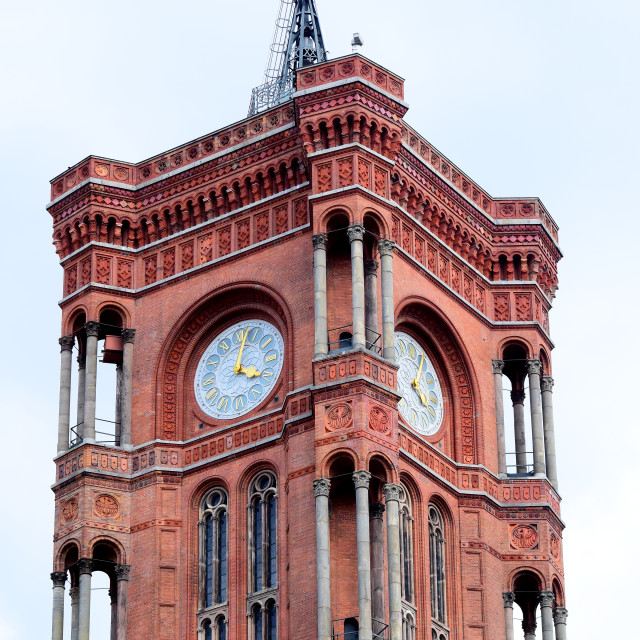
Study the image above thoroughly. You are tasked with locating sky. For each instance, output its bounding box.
[1,0,638,638]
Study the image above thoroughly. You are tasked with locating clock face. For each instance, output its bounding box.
[395,331,444,436]
[194,319,284,420]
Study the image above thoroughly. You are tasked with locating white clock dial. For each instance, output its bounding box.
[395,331,444,436]
[194,319,284,420]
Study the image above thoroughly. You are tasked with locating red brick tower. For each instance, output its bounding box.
[48,4,566,640]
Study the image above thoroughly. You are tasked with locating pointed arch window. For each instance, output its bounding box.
[201,616,226,640]
[248,472,278,592]
[199,488,229,610]
[429,504,448,638]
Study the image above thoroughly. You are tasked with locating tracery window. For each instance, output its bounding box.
[201,615,226,640]
[429,504,448,639]
[248,471,278,592]
[250,599,277,640]
[199,488,229,610]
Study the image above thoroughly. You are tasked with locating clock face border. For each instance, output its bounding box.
[193,318,285,421]
[394,330,445,437]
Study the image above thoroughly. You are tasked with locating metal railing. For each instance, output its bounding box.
[69,418,120,448]
[327,325,382,355]
[505,451,534,476]
[331,617,389,640]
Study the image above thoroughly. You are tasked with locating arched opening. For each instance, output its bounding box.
[513,571,543,638]
[326,213,353,352]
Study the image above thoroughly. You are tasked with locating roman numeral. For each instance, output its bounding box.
[217,397,229,411]
[206,388,219,402]
[234,396,245,410]
[202,376,215,387]
[265,354,277,362]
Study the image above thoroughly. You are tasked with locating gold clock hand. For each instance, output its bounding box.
[239,365,261,378]
[412,353,425,388]
[234,327,249,373]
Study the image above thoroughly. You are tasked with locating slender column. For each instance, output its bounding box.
[502,592,515,640]
[364,259,379,351]
[492,359,507,476]
[114,364,123,447]
[77,559,93,640]
[369,502,385,631]
[523,620,537,640]
[313,479,332,640]
[379,240,396,361]
[115,564,130,640]
[527,360,545,476]
[51,571,66,640]
[553,607,568,640]
[348,225,366,350]
[511,388,527,473]
[83,322,100,443]
[109,585,118,640]
[76,353,86,440]
[541,377,558,489]
[313,234,329,357]
[70,586,80,640]
[57,336,75,455]
[383,483,402,640]
[120,329,136,450]
[353,471,373,640]
[539,591,555,640]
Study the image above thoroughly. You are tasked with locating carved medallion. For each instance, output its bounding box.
[62,497,78,522]
[550,533,560,558]
[94,494,119,519]
[325,403,352,431]
[368,407,390,434]
[510,524,538,550]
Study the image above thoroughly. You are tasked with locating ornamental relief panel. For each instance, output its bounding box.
[61,496,79,523]
[509,523,538,550]
[368,406,391,435]
[325,402,353,432]
[93,493,121,520]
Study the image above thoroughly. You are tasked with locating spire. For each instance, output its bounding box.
[248,0,328,116]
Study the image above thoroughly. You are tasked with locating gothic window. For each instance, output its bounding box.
[249,471,278,593]
[200,488,229,610]
[250,600,277,640]
[429,504,448,636]
[399,487,414,604]
[403,612,416,640]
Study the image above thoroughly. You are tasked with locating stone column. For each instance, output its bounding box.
[527,360,545,476]
[313,233,329,358]
[313,479,332,640]
[553,607,568,640]
[83,322,100,443]
[539,591,555,640]
[364,259,379,351]
[502,592,515,640]
[120,329,136,450]
[379,240,396,362]
[115,564,130,640]
[109,584,118,640]
[50,571,66,640]
[70,586,80,640]
[369,502,385,632]
[492,359,507,476]
[523,620,537,640]
[57,336,75,455]
[114,364,123,447]
[353,470,373,640]
[383,483,402,640]
[76,353,86,440]
[511,388,527,473]
[77,559,93,640]
[348,225,366,350]
[541,377,558,489]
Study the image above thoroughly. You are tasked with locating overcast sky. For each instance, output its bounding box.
[1,1,637,638]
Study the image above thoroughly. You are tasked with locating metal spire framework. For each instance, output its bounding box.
[248,0,328,116]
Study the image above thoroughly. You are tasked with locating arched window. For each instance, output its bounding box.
[399,486,414,604]
[252,603,263,640]
[403,612,416,640]
[203,619,212,640]
[266,600,277,640]
[249,471,278,593]
[217,616,227,640]
[200,488,229,609]
[429,504,447,636]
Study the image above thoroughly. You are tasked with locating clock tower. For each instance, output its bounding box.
[48,2,567,640]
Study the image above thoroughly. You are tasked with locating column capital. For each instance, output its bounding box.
[364,259,379,276]
[378,239,395,257]
[511,388,526,404]
[313,478,331,497]
[522,620,537,634]
[541,376,555,392]
[115,563,131,582]
[502,591,515,607]
[121,328,136,344]
[352,469,371,489]
[369,502,385,520]
[77,558,94,575]
[553,607,568,624]
[383,482,403,502]
[526,359,542,375]
[312,233,329,250]
[347,224,365,243]
[84,321,101,338]
[50,571,67,587]
[69,586,80,602]
[59,336,75,352]
[538,590,555,607]
[492,359,505,374]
